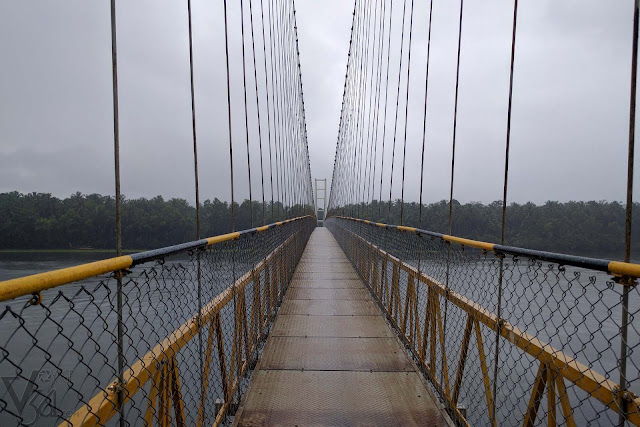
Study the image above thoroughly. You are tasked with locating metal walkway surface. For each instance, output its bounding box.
[234,228,449,426]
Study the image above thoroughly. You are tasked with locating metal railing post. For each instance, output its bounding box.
[619,282,632,424]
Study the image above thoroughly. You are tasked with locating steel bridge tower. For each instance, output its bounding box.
[314,178,327,226]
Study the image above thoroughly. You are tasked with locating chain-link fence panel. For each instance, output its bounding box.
[0,216,315,426]
[326,216,639,427]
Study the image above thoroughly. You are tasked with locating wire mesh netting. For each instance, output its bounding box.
[326,216,640,427]
[0,217,315,426]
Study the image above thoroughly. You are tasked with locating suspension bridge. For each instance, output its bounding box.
[1,0,640,426]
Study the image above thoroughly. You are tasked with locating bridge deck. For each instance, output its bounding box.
[235,228,449,426]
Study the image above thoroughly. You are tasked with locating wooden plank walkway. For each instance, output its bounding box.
[234,228,450,426]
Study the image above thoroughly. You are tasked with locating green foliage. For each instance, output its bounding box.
[0,192,313,250]
[329,199,640,257]
[3,191,635,257]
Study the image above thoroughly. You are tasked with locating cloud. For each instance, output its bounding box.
[0,0,637,207]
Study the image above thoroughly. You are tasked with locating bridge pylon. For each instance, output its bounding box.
[314,178,327,226]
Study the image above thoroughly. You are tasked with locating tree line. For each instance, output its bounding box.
[332,199,640,258]
[0,192,311,250]
[1,191,638,257]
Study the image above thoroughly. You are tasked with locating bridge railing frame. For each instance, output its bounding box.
[327,216,640,427]
[0,216,315,426]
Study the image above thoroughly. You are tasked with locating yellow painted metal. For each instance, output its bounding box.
[256,225,270,232]
[428,290,437,378]
[475,318,497,427]
[608,260,640,279]
[65,234,295,427]
[197,315,218,427]
[555,375,577,427]
[523,363,547,427]
[434,296,451,397]
[401,275,418,345]
[372,255,380,301]
[341,216,640,287]
[0,217,310,304]
[215,313,229,403]
[206,231,240,245]
[0,255,133,302]
[250,272,262,351]
[452,315,474,405]
[145,366,161,425]
[339,216,640,283]
[547,366,557,427]
[345,228,640,427]
[443,234,495,251]
[158,361,170,426]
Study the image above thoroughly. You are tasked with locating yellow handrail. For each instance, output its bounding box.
[334,215,640,280]
[0,215,311,303]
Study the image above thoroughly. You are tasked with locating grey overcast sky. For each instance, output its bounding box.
[0,1,638,205]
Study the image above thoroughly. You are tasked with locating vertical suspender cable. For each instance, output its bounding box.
[418,0,434,231]
[346,1,361,218]
[378,0,393,218]
[363,0,381,220]
[186,0,204,403]
[109,2,125,426]
[399,0,415,225]
[346,0,360,218]
[269,0,284,219]
[109,2,122,272]
[334,1,359,216]
[362,0,382,220]
[281,0,292,218]
[280,0,291,218]
[268,0,280,219]
[355,0,372,219]
[414,0,435,387]
[355,0,367,217]
[329,6,356,216]
[367,0,387,219]
[293,2,305,217]
[240,0,254,228]
[448,0,464,236]
[293,0,310,216]
[619,0,639,425]
[277,0,289,218]
[260,0,275,222]
[286,0,297,217]
[492,0,518,420]
[222,0,241,406]
[443,0,464,394]
[248,0,267,225]
[223,0,236,232]
[387,0,410,223]
[187,0,201,242]
[283,2,297,218]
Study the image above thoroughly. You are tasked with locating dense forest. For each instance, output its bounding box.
[0,192,311,250]
[330,200,640,257]
[1,192,639,258]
